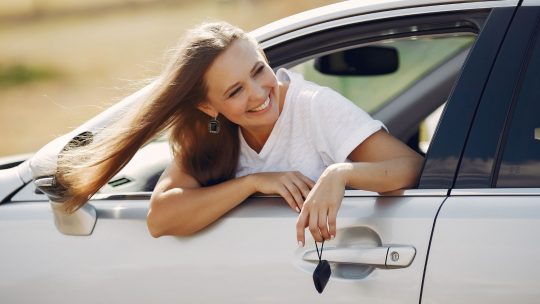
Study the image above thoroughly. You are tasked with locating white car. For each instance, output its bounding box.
[1,0,540,303]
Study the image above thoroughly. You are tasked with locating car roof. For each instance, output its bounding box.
[251,0,511,42]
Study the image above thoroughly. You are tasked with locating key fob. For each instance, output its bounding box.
[313,259,331,293]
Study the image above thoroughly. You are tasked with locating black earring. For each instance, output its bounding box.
[208,115,220,134]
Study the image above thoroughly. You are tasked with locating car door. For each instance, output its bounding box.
[422,2,540,303]
[0,2,518,304]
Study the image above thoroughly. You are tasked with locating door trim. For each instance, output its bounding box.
[451,188,540,195]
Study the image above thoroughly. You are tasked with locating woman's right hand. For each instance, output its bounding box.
[249,172,315,213]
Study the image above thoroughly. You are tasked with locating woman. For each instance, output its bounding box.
[58,22,423,246]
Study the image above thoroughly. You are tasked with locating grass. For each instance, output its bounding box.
[0,0,339,156]
[0,64,60,87]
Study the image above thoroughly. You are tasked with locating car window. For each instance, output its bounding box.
[290,35,474,114]
[495,25,540,188]
[419,103,445,154]
[101,34,476,194]
[99,137,172,194]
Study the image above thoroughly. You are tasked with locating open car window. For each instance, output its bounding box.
[289,33,475,156]
[99,30,479,195]
[290,35,474,114]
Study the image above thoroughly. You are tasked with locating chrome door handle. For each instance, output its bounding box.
[302,246,416,268]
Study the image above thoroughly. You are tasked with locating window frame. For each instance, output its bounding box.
[493,6,540,188]
[266,10,492,190]
[453,6,540,189]
[419,7,517,189]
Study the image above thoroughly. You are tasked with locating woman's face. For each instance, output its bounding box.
[200,39,281,133]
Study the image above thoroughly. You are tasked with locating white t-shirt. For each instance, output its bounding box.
[235,68,386,182]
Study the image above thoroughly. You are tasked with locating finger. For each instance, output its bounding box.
[318,209,330,240]
[297,173,316,189]
[278,186,298,212]
[283,182,303,212]
[290,175,311,201]
[328,207,338,240]
[296,210,309,247]
[308,209,323,242]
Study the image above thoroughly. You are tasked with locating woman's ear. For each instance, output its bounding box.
[197,101,218,118]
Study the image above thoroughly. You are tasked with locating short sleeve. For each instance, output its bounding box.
[310,87,386,164]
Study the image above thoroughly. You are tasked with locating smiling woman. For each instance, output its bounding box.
[198,39,283,152]
[56,21,423,243]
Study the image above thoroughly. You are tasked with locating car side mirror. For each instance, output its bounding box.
[29,81,158,235]
[34,176,97,236]
[314,46,399,76]
[31,132,97,236]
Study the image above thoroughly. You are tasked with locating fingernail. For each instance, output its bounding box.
[295,207,300,213]
[298,241,304,247]
[330,235,335,240]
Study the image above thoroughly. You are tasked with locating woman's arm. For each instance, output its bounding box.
[147,160,314,238]
[340,129,424,192]
[147,161,252,238]
[296,130,424,245]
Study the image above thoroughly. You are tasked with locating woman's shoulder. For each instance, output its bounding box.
[276,68,328,104]
[277,68,321,89]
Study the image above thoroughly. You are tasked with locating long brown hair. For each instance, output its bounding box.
[58,22,252,213]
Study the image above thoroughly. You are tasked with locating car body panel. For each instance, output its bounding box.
[254,0,518,46]
[523,0,540,6]
[0,167,24,203]
[0,153,33,170]
[422,194,540,304]
[0,194,445,303]
[421,4,540,303]
[455,5,540,188]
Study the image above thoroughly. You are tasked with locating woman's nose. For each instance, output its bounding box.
[248,81,267,101]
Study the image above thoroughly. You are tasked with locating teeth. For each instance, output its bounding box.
[249,97,270,112]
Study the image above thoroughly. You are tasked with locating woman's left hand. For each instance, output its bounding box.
[296,164,348,246]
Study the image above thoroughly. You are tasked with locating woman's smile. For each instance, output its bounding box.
[248,95,272,113]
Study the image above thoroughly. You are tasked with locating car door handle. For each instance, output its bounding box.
[302,246,416,268]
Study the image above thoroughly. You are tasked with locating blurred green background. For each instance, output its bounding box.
[0,0,338,156]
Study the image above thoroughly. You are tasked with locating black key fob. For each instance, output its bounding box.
[313,259,331,293]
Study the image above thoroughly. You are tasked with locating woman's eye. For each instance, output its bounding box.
[255,65,264,75]
[229,87,242,98]
[227,66,264,98]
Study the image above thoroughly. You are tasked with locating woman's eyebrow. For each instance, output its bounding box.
[223,61,263,97]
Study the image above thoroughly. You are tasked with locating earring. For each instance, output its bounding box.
[208,114,220,134]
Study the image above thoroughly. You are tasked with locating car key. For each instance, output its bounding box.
[313,240,331,294]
